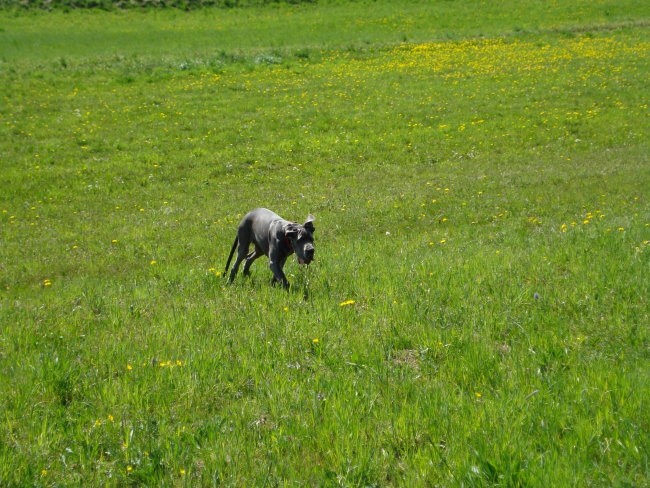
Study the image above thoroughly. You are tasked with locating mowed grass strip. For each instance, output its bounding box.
[1,3,649,486]
[2,0,649,64]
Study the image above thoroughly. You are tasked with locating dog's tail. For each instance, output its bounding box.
[223,237,238,278]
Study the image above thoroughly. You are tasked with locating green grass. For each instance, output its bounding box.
[2,0,649,64]
[1,1,649,485]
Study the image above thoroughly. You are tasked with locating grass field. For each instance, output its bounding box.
[1,1,649,485]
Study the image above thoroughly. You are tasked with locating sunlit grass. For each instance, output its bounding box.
[1,1,649,485]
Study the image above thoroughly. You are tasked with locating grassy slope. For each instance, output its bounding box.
[1,1,649,485]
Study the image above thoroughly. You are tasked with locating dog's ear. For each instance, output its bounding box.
[285,225,299,239]
[304,214,315,232]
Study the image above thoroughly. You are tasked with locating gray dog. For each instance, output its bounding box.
[224,208,315,288]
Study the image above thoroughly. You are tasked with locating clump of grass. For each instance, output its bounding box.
[1,1,649,485]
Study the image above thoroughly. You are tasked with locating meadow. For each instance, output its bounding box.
[1,0,649,485]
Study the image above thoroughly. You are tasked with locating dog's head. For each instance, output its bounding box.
[285,214,315,265]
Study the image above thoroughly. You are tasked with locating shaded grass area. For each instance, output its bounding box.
[1,1,649,485]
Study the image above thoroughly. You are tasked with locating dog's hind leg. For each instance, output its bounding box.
[243,245,264,276]
[229,239,251,282]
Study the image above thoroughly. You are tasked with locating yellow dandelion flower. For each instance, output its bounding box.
[312,338,320,344]
[127,465,133,473]
[180,468,186,476]
[150,260,157,265]
[107,414,114,422]
[41,469,47,477]
[475,392,482,398]
[339,299,356,307]
[127,364,132,371]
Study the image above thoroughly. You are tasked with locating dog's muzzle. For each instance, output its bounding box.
[299,246,315,265]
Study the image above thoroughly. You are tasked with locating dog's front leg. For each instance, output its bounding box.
[268,251,290,289]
